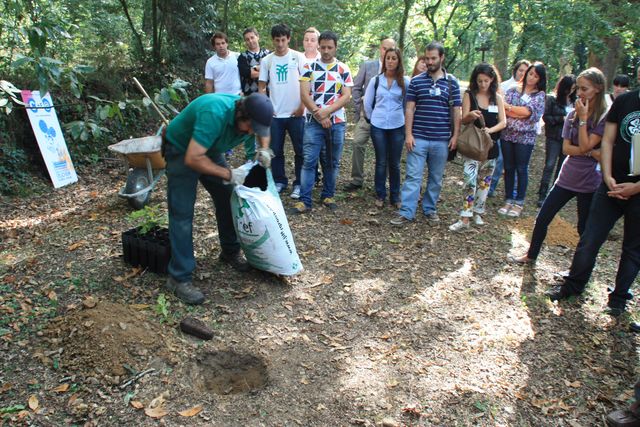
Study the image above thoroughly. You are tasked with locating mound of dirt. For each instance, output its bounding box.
[515,215,580,248]
[44,301,177,378]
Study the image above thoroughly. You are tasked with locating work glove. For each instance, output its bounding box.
[255,147,274,169]
[224,167,249,186]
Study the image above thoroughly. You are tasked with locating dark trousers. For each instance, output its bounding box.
[563,183,640,309]
[165,144,240,282]
[270,116,304,188]
[538,137,565,200]
[370,125,404,204]
[527,185,593,260]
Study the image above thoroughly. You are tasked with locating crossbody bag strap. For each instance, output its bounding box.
[371,74,380,112]
[467,90,487,128]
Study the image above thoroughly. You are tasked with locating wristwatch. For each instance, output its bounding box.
[579,119,587,127]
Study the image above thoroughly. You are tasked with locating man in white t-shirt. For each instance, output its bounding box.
[204,31,241,95]
[258,23,306,198]
[302,27,320,66]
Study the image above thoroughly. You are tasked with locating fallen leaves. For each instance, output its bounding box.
[82,296,97,309]
[67,240,87,251]
[144,394,168,419]
[52,383,69,393]
[28,395,39,411]
[113,267,142,283]
[178,404,203,417]
[144,405,168,419]
[130,400,144,409]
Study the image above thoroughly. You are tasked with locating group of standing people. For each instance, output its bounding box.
[161,24,639,328]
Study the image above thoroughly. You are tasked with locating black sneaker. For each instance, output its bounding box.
[605,306,626,317]
[630,322,640,333]
[546,285,579,301]
[164,277,205,305]
[343,182,362,192]
[289,202,311,215]
[219,251,251,272]
[321,197,338,212]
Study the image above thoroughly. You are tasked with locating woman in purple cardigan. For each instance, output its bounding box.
[498,62,547,217]
[510,67,609,264]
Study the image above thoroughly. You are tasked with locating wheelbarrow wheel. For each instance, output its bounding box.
[125,168,151,209]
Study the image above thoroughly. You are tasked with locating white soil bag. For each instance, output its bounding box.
[230,163,303,275]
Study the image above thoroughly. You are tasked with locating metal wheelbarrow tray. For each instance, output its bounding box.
[108,135,166,209]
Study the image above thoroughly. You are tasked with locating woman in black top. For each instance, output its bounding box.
[449,63,507,232]
[537,74,576,206]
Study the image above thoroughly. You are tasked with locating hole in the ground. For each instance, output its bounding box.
[192,350,268,394]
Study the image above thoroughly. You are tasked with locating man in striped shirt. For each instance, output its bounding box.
[391,42,461,226]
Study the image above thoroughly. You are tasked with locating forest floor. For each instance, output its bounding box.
[1,122,639,427]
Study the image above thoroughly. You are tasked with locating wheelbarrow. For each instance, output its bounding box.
[108,133,166,209]
[108,77,171,209]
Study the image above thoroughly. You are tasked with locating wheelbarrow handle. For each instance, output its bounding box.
[133,77,170,126]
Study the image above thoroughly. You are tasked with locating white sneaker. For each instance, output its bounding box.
[473,215,485,226]
[290,185,301,199]
[275,183,286,193]
[449,220,470,233]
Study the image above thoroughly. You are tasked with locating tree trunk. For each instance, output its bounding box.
[588,35,622,87]
[119,0,146,61]
[398,0,413,52]
[493,0,513,80]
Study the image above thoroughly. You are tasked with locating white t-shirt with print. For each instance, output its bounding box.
[259,50,306,117]
[204,51,241,95]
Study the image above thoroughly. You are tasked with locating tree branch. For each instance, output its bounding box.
[118,0,145,60]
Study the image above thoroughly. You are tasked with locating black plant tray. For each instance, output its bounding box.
[122,226,171,274]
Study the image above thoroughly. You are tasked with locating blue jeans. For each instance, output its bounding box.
[270,116,304,188]
[299,120,346,208]
[489,139,503,195]
[563,183,640,310]
[370,125,404,203]
[502,140,534,206]
[165,144,240,282]
[489,139,517,197]
[537,137,565,199]
[527,185,594,260]
[398,137,449,219]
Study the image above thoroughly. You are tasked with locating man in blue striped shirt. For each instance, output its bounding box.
[391,42,461,226]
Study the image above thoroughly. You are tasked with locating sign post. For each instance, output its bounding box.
[20,90,78,188]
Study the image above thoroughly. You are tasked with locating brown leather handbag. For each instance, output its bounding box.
[457,92,494,161]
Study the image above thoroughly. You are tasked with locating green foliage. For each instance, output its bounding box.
[127,204,168,235]
[0,80,26,115]
[155,293,170,321]
[0,144,31,196]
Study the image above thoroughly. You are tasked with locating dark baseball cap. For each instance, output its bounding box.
[243,93,273,137]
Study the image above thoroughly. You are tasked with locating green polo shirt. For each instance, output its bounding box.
[165,93,255,159]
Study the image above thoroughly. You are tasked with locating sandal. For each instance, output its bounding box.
[498,204,512,215]
[507,205,523,217]
[508,254,534,265]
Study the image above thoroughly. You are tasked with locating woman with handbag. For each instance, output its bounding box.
[498,62,547,217]
[449,63,506,232]
[509,68,608,264]
[363,47,410,208]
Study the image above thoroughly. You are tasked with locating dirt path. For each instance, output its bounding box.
[0,132,637,426]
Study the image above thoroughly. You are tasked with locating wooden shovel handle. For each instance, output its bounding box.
[132,77,170,125]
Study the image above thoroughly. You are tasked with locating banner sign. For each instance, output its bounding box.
[21,90,77,188]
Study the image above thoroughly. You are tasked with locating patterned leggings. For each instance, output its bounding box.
[461,157,496,217]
